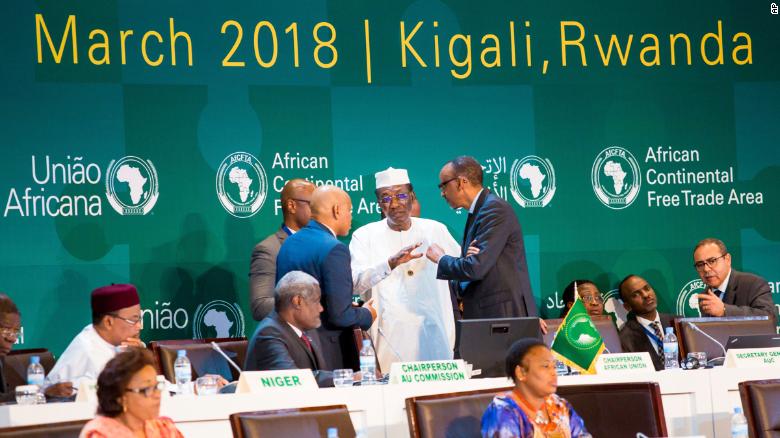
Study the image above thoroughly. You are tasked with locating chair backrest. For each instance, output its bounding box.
[0,419,88,438]
[543,315,623,354]
[2,348,56,389]
[150,338,247,382]
[674,316,775,361]
[406,382,666,438]
[558,382,667,437]
[229,405,356,438]
[352,328,380,373]
[739,379,780,438]
[406,386,512,438]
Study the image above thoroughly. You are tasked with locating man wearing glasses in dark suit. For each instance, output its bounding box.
[426,156,540,327]
[693,237,776,324]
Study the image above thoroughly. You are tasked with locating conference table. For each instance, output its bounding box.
[0,366,775,437]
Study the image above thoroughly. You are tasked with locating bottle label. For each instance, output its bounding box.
[732,424,748,437]
[663,343,678,354]
[27,375,44,386]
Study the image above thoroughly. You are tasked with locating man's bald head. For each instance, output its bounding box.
[311,185,353,236]
[280,179,315,230]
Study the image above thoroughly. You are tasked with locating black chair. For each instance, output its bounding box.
[559,382,667,438]
[406,386,512,438]
[739,379,780,438]
[0,419,88,438]
[150,337,247,382]
[2,348,56,389]
[230,405,356,438]
[675,316,775,364]
[406,382,667,438]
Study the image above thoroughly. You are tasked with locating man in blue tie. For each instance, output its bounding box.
[693,238,776,324]
[276,185,376,370]
[426,156,538,320]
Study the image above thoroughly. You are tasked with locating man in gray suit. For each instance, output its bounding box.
[426,156,539,320]
[244,271,334,387]
[693,237,777,325]
[249,179,315,321]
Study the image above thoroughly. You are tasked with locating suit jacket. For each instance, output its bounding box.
[0,360,12,403]
[718,270,777,325]
[244,312,332,387]
[249,227,288,321]
[619,313,676,371]
[436,189,537,319]
[276,220,372,370]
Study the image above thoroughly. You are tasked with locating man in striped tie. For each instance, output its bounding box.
[617,275,677,371]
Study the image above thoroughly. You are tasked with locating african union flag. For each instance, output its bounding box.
[551,297,605,374]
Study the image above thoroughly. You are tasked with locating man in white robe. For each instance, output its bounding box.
[350,168,462,372]
[46,284,144,387]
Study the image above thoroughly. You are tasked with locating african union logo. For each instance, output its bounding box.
[591,147,641,210]
[105,156,159,215]
[215,152,267,218]
[677,279,707,317]
[564,314,602,350]
[192,300,245,339]
[509,156,556,208]
[602,288,628,329]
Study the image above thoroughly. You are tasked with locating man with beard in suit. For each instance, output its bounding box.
[249,179,315,321]
[618,275,677,371]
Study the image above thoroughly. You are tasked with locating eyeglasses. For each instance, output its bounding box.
[581,295,604,304]
[693,254,727,271]
[126,381,166,397]
[379,193,411,205]
[437,176,459,190]
[0,327,21,340]
[109,313,143,326]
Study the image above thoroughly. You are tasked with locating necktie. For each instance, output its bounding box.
[300,334,313,353]
[650,322,664,356]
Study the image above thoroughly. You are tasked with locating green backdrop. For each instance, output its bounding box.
[2,0,779,356]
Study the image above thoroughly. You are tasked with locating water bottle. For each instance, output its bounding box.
[730,407,748,438]
[173,350,192,394]
[359,340,377,385]
[662,327,680,369]
[26,356,46,404]
[327,427,339,438]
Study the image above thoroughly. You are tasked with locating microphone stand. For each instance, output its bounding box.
[687,322,727,366]
[210,342,243,375]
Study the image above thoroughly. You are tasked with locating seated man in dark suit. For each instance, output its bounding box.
[693,237,777,325]
[244,271,334,387]
[618,275,676,371]
[276,185,376,370]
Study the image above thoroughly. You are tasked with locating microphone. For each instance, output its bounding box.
[376,327,403,362]
[210,342,243,375]
[686,322,727,366]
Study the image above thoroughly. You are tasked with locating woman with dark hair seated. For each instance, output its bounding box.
[80,348,183,438]
[559,280,604,318]
[481,339,588,438]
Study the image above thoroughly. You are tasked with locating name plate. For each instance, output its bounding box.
[236,369,318,393]
[390,360,469,384]
[596,353,655,374]
[725,348,780,368]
